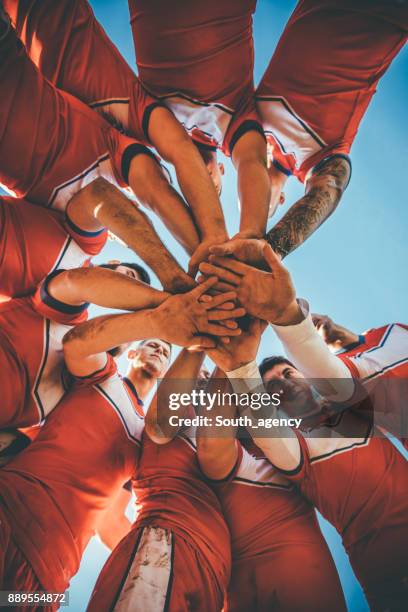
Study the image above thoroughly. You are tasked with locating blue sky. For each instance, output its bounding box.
[4,1,407,609]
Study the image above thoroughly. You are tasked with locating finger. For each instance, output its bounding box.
[190,275,218,298]
[204,323,242,337]
[187,337,216,350]
[188,253,201,278]
[199,262,240,286]
[208,307,246,321]
[203,291,237,309]
[208,256,249,276]
[262,244,284,271]
[208,242,236,257]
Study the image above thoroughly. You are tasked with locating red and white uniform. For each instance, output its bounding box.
[0,26,156,211]
[337,324,408,448]
[0,196,107,300]
[0,364,144,596]
[4,0,162,139]
[273,414,408,609]
[128,0,263,154]
[256,0,407,182]
[215,444,346,611]
[0,277,88,428]
[88,429,231,612]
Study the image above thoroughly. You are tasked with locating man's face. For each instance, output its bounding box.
[128,339,171,378]
[263,364,319,419]
[114,265,142,281]
[267,163,287,219]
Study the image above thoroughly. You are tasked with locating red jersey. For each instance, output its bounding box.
[274,414,408,606]
[0,364,144,594]
[0,26,155,211]
[337,324,408,446]
[216,445,345,610]
[129,0,263,154]
[256,0,407,182]
[133,429,231,594]
[4,0,161,140]
[0,281,87,429]
[0,196,107,300]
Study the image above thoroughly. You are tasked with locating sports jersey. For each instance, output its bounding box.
[273,413,408,608]
[0,279,87,428]
[215,444,345,610]
[0,196,107,300]
[0,365,144,595]
[0,26,155,211]
[256,0,407,182]
[129,0,263,154]
[337,324,408,446]
[4,0,161,139]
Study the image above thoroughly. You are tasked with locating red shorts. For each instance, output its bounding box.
[88,525,224,612]
[347,525,408,610]
[227,518,346,611]
[0,510,55,612]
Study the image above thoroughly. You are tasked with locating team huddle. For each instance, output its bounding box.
[0,0,407,610]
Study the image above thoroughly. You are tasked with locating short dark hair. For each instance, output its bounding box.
[99,262,151,285]
[259,356,295,378]
[0,429,32,459]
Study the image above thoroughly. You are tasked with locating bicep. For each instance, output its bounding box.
[231,129,268,169]
[197,437,238,480]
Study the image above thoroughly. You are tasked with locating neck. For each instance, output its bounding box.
[125,368,156,401]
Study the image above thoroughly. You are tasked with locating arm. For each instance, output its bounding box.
[48,266,169,310]
[95,487,132,551]
[148,106,228,243]
[128,151,201,257]
[145,349,205,444]
[196,368,239,480]
[67,177,194,293]
[62,277,245,376]
[231,130,270,239]
[266,156,351,258]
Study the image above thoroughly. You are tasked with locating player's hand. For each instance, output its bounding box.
[209,237,269,269]
[206,317,267,372]
[154,276,245,349]
[200,244,303,325]
[311,313,341,345]
[188,234,229,278]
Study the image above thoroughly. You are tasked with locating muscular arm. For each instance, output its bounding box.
[145,349,205,444]
[196,368,239,480]
[67,177,194,293]
[148,106,228,242]
[96,487,132,551]
[128,151,201,257]
[48,267,169,310]
[266,156,351,258]
[232,130,270,239]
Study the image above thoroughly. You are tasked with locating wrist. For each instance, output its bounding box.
[269,300,305,326]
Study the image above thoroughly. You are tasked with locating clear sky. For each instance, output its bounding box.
[7,1,408,609]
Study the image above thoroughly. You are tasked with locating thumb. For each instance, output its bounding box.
[262,243,284,272]
[187,336,216,351]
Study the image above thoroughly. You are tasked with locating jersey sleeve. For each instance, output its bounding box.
[106,128,161,187]
[223,92,265,156]
[129,79,166,143]
[64,213,108,256]
[70,353,118,388]
[31,270,89,325]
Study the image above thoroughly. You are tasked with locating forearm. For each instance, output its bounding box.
[146,350,205,443]
[266,156,350,258]
[271,301,355,401]
[266,185,339,259]
[196,368,239,480]
[128,157,201,255]
[236,158,270,237]
[49,267,169,310]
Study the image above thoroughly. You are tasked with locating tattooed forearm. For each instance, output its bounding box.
[266,156,351,258]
